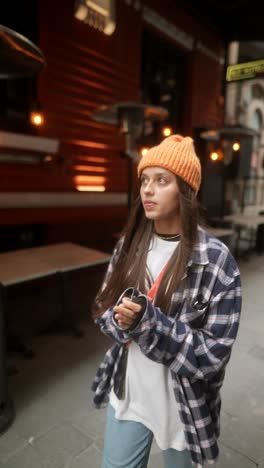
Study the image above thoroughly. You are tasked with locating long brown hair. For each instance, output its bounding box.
[93,176,199,317]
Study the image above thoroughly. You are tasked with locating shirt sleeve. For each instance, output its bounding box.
[95,287,144,343]
[95,306,131,343]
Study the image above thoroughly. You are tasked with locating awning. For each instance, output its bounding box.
[178,0,264,42]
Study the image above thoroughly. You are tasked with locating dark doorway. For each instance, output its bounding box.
[141,28,187,145]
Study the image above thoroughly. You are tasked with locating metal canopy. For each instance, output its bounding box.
[92,102,168,158]
[92,102,168,126]
[0,24,45,78]
[201,125,259,141]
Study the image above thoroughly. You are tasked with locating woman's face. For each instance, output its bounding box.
[140,166,180,226]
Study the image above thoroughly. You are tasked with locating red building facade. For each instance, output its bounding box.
[0,0,225,251]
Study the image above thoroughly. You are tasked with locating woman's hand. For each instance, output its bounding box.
[113,297,143,329]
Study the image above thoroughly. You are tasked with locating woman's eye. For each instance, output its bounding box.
[159,177,167,184]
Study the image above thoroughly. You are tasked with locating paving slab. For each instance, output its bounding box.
[7,327,108,440]
[30,422,92,468]
[2,444,47,468]
[0,427,27,464]
[71,407,107,441]
[220,412,264,464]
[64,443,102,468]
[214,442,258,468]
[148,440,258,468]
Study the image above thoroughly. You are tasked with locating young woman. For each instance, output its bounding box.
[92,135,242,468]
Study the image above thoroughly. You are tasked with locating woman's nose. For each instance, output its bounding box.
[143,181,154,194]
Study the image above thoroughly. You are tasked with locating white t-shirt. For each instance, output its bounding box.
[110,235,186,451]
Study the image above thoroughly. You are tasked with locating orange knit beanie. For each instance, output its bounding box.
[137,134,201,193]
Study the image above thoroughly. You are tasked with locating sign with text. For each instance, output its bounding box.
[74,0,116,35]
[226,59,264,82]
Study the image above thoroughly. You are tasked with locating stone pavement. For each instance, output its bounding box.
[0,254,264,468]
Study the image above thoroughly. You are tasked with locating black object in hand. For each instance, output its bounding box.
[131,295,146,310]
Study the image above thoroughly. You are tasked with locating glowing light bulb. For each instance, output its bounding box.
[233,142,240,151]
[140,147,149,157]
[30,111,44,126]
[162,127,172,137]
[210,152,219,161]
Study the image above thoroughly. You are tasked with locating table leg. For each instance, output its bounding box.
[58,272,84,338]
[234,225,241,257]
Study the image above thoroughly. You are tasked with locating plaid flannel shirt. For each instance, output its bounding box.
[92,226,242,467]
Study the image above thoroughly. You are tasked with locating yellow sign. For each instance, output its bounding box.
[226,59,264,82]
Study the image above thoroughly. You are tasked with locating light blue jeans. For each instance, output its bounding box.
[101,404,193,468]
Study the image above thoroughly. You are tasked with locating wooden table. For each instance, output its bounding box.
[223,214,264,255]
[0,242,109,434]
[224,214,264,228]
[206,226,234,239]
[0,242,110,286]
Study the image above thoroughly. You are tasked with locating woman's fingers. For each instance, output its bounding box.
[113,297,143,329]
[114,299,141,317]
[114,313,133,328]
[116,317,133,328]
[122,298,142,312]
[114,310,136,325]
[115,310,135,323]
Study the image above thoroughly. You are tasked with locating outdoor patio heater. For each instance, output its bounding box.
[91,102,168,208]
[0,24,45,434]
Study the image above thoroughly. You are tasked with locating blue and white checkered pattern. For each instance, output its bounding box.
[92,226,242,467]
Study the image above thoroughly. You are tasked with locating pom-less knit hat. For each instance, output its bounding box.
[137,134,201,193]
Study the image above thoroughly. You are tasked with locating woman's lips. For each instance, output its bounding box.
[144,201,156,210]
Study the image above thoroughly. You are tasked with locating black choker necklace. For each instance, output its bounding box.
[155,232,181,241]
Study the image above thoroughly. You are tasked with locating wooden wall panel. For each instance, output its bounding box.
[0,205,128,252]
[35,0,142,194]
[0,205,127,225]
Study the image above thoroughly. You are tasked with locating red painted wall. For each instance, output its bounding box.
[0,0,225,245]
[37,0,142,193]
[190,50,224,130]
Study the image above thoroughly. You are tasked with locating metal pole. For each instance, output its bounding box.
[127,156,133,211]
[0,284,15,434]
[124,132,135,211]
[225,41,239,125]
